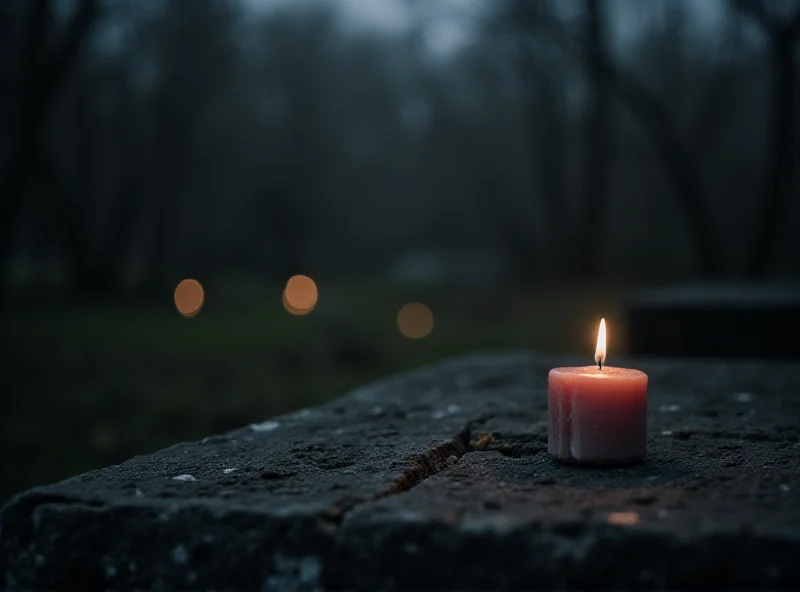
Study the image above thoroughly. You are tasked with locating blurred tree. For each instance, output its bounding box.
[38,0,149,299]
[730,0,800,277]
[494,0,571,277]
[684,11,755,153]
[250,7,338,280]
[140,0,239,296]
[0,0,100,301]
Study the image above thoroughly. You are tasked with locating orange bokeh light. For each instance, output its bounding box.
[397,302,434,339]
[283,275,318,316]
[174,279,205,318]
[607,511,639,526]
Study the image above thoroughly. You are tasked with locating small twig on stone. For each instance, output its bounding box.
[471,432,494,450]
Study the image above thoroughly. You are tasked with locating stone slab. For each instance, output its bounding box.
[2,353,800,591]
[625,283,800,360]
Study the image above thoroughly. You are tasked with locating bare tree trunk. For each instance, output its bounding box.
[142,133,188,298]
[728,0,800,276]
[534,77,568,240]
[517,54,568,275]
[141,71,198,298]
[746,23,798,277]
[98,0,147,297]
[34,150,110,300]
[575,0,611,277]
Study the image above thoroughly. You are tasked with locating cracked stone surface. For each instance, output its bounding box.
[2,353,800,591]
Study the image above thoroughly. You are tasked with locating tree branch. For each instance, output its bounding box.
[507,5,728,275]
[593,54,727,276]
[729,0,774,31]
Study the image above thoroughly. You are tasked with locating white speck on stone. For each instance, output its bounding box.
[298,556,320,583]
[661,430,673,436]
[298,409,314,418]
[658,404,681,413]
[267,554,321,590]
[432,403,461,419]
[172,474,196,482]
[171,544,189,564]
[779,484,791,493]
[370,406,384,416]
[334,427,346,435]
[104,564,117,579]
[250,420,280,432]
[134,488,144,497]
[733,392,753,403]
[223,468,237,474]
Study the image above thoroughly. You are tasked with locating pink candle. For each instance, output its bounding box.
[548,319,648,465]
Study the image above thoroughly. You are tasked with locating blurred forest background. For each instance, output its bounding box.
[1,0,799,503]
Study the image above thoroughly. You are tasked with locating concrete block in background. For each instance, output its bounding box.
[625,284,800,360]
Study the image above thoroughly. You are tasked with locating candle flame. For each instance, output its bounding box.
[595,318,607,369]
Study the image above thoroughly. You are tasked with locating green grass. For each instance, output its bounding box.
[0,279,646,503]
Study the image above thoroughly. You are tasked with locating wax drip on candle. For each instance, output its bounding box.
[595,318,607,370]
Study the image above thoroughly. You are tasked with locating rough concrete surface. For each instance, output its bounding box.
[2,353,800,591]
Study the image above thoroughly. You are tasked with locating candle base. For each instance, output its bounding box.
[548,452,646,467]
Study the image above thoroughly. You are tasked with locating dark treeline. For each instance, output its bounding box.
[1,0,799,304]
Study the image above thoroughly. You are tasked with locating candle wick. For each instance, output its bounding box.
[597,360,603,371]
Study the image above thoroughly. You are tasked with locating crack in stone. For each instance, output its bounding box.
[376,425,471,499]
[320,419,550,529]
[319,424,474,529]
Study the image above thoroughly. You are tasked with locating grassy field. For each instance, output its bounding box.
[0,279,646,504]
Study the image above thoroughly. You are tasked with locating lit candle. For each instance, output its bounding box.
[548,319,648,465]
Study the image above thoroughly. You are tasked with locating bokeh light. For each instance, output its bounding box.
[174,279,205,318]
[283,275,318,316]
[607,511,639,526]
[397,302,434,339]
